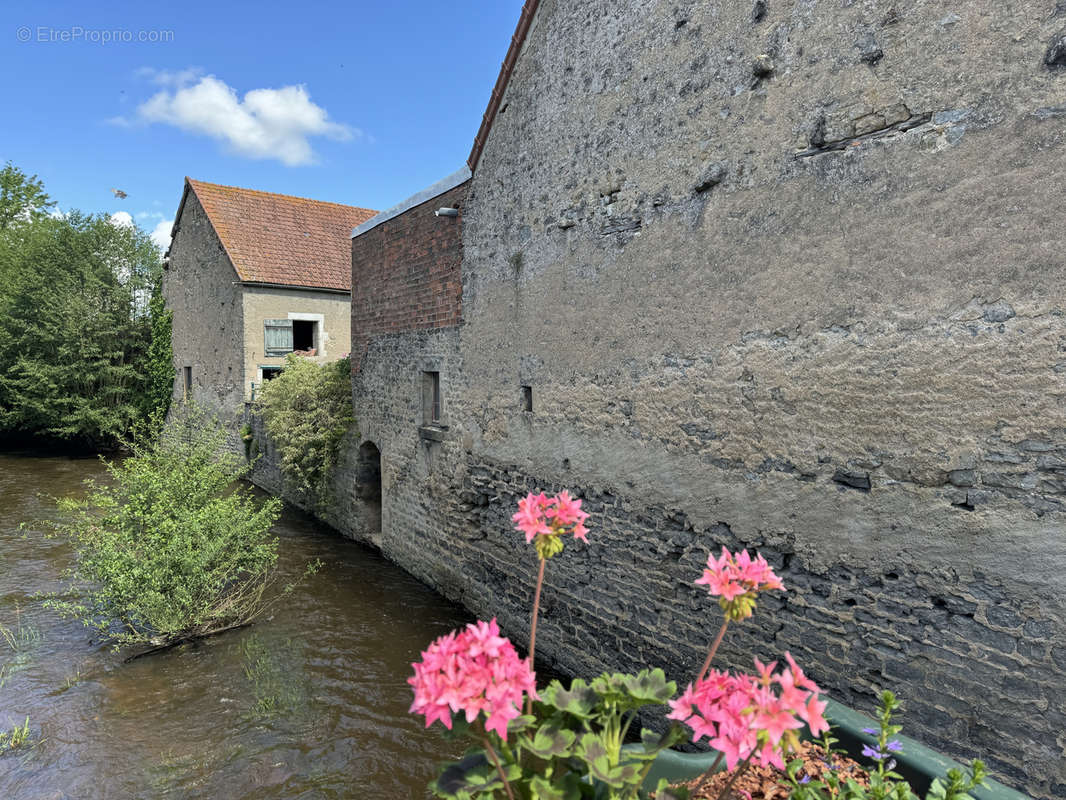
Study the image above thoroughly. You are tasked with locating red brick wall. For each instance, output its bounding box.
[350,182,468,372]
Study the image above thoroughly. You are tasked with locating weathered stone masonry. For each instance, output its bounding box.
[335,3,1066,798]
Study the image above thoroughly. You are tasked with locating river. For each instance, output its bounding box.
[0,452,470,799]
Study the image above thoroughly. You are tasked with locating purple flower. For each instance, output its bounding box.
[887,740,903,752]
[862,744,886,760]
[862,727,878,735]
[800,776,811,784]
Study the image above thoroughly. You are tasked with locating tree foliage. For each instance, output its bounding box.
[40,407,288,649]
[0,162,54,230]
[144,286,174,424]
[255,354,355,501]
[0,165,167,447]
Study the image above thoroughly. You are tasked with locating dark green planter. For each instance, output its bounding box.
[633,699,1028,799]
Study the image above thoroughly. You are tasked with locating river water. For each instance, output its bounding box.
[0,453,471,799]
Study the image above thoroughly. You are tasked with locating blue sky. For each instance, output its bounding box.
[0,0,524,247]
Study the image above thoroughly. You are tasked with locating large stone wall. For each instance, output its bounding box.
[163,191,245,419]
[398,1,1063,796]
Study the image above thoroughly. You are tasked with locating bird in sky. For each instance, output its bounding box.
[110,188,127,199]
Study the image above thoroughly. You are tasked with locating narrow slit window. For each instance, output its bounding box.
[521,385,533,413]
[422,371,441,425]
[182,366,192,400]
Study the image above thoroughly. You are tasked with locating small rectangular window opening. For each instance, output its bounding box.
[182,366,192,400]
[521,385,533,413]
[292,319,316,353]
[261,366,283,381]
[422,371,441,425]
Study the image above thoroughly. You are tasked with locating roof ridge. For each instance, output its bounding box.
[186,177,376,214]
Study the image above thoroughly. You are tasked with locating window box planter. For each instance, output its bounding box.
[632,698,1028,800]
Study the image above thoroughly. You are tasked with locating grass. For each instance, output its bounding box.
[239,633,315,723]
[0,717,32,751]
[0,602,42,689]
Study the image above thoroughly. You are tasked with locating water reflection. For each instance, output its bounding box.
[0,453,469,799]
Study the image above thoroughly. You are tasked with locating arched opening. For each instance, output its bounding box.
[355,441,382,543]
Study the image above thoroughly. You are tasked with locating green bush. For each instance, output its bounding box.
[40,407,292,650]
[255,354,355,502]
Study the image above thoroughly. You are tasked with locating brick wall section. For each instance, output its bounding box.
[350,182,468,372]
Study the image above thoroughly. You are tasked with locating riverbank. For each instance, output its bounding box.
[0,453,469,799]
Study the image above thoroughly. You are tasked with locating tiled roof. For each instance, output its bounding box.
[184,178,376,292]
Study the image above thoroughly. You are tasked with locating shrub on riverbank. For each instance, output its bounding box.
[41,408,300,651]
[254,354,355,502]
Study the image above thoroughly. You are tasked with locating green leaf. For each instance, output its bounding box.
[433,750,521,799]
[530,773,583,800]
[521,722,577,760]
[541,678,600,719]
[623,668,677,704]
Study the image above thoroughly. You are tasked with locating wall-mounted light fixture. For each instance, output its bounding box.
[434,207,459,217]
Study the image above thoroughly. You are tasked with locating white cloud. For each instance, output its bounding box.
[110,211,134,228]
[149,219,173,250]
[132,74,356,166]
[135,66,204,87]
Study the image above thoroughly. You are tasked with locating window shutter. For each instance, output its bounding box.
[264,319,293,355]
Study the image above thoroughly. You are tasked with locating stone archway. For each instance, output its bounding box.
[354,441,382,545]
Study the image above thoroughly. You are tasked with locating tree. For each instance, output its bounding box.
[0,162,55,230]
[41,408,298,651]
[0,209,163,446]
[143,286,174,423]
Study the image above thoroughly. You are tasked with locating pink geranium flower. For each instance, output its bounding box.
[408,618,538,741]
[512,490,590,547]
[695,547,784,621]
[667,654,827,770]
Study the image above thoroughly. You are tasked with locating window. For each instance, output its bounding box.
[521,385,533,413]
[264,318,318,356]
[182,366,192,400]
[292,320,316,353]
[264,319,293,356]
[422,371,441,425]
[261,366,283,381]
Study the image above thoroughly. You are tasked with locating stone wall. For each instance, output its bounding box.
[163,190,245,420]
[375,1,1063,796]
[240,2,1066,796]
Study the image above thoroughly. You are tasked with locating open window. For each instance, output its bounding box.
[264,318,318,357]
[292,320,316,352]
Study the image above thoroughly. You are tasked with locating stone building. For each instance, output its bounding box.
[344,2,1066,796]
[164,178,374,418]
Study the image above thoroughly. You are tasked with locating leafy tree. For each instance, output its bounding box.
[255,354,355,501]
[0,208,163,446]
[0,162,55,230]
[143,286,174,423]
[40,407,297,651]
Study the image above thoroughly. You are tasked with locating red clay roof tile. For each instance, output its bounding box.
[186,178,375,292]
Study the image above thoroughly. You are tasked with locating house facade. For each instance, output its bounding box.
[340,3,1066,798]
[164,178,374,419]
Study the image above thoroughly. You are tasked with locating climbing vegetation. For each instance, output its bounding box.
[254,354,355,501]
